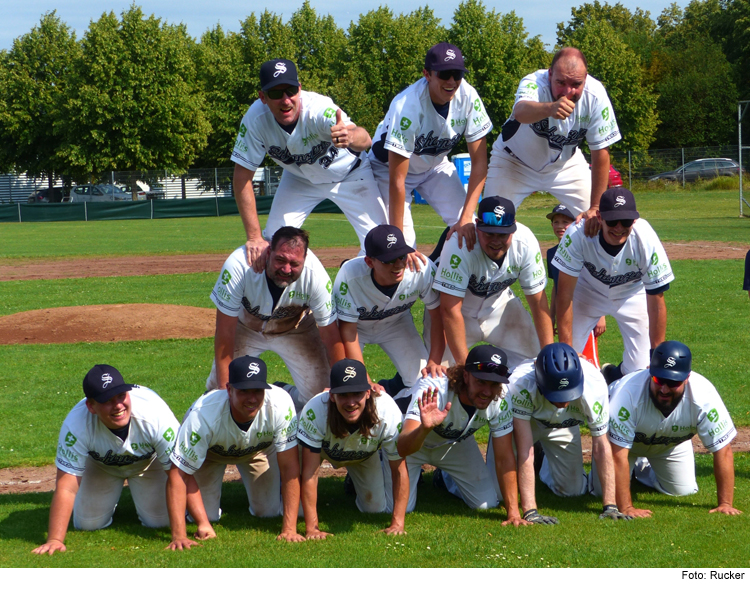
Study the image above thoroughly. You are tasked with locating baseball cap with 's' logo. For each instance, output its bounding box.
[476,196,517,234]
[229,355,272,390]
[83,364,134,403]
[330,359,372,394]
[424,42,467,72]
[259,59,300,91]
[365,224,414,262]
[598,187,639,221]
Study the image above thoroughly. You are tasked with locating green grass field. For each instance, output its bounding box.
[1,188,748,567]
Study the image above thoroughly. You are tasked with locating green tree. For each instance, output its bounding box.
[0,12,78,189]
[57,6,210,180]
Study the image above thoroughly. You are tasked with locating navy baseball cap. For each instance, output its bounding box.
[259,59,300,92]
[599,188,639,221]
[330,359,372,394]
[364,225,414,262]
[465,345,510,383]
[424,42,467,72]
[476,196,517,234]
[546,204,575,221]
[229,355,272,390]
[83,364,134,404]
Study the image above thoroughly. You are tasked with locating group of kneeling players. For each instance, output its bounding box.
[32,42,742,555]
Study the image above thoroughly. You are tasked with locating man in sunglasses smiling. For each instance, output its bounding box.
[231,58,387,270]
[605,341,741,517]
[553,188,673,382]
[368,42,493,254]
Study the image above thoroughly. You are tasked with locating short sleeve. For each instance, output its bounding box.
[551,223,584,277]
[382,98,420,159]
[297,395,328,451]
[170,411,211,474]
[55,415,90,476]
[211,249,248,316]
[516,234,547,295]
[333,267,360,323]
[273,393,299,453]
[306,259,336,327]
[231,106,269,170]
[695,382,736,453]
[433,236,470,297]
[463,86,492,142]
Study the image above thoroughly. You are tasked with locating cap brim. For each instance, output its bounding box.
[476,223,517,234]
[261,77,300,91]
[649,367,689,382]
[432,64,468,72]
[230,380,272,390]
[469,371,509,384]
[330,383,372,394]
[371,246,415,262]
[601,211,639,221]
[546,211,574,221]
[92,383,134,403]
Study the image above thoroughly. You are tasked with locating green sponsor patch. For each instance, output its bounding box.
[449,255,461,269]
[189,431,201,446]
[326,280,332,293]
[618,407,630,422]
[601,107,609,120]
[324,107,336,119]
[650,252,659,266]
[239,123,247,137]
[593,402,602,415]
[163,428,175,442]
[339,282,349,295]
[221,270,232,285]
[65,432,77,447]
[400,117,412,131]
[306,410,316,421]
[707,408,719,423]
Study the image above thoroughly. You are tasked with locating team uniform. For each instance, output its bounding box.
[231,90,387,251]
[485,70,620,213]
[368,78,493,247]
[297,391,404,513]
[604,370,737,496]
[208,246,336,408]
[507,358,609,496]
[403,375,513,510]
[432,222,546,370]
[744,249,750,292]
[170,386,298,519]
[333,257,440,397]
[55,386,179,530]
[552,219,674,374]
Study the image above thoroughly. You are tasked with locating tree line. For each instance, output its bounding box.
[0,0,745,189]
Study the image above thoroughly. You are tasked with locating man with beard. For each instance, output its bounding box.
[605,341,741,517]
[484,47,620,236]
[207,227,344,410]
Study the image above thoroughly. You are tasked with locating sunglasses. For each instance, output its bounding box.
[436,69,464,81]
[265,86,299,100]
[480,211,514,228]
[378,255,407,265]
[652,376,683,388]
[471,362,509,378]
[604,219,635,228]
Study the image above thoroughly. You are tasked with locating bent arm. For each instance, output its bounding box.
[348,126,373,152]
[646,292,667,349]
[214,310,238,390]
[233,163,268,268]
[397,418,432,458]
[555,272,577,347]
[513,100,558,123]
[32,470,81,554]
[525,290,554,348]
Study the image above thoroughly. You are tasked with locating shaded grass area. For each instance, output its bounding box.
[2,454,748,568]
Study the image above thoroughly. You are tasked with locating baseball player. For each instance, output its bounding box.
[546,203,605,365]
[298,359,408,538]
[167,355,303,549]
[433,195,554,371]
[484,47,620,236]
[208,226,344,410]
[369,42,493,251]
[333,225,445,403]
[397,345,527,525]
[604,341,741,517]
[231,58,387,268]
[554,188,674,381]
[32,365,179,555]
[507,343,630,523]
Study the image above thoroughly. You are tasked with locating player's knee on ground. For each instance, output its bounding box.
[73,511,114,531]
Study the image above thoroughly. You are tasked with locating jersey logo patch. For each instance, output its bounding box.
[601,107,610,120]
[306,410,316,421]
[221,270,232,285]
[400,117,412,131]
[618,407,630,422]
[163,428,175,442]
[339,282,349,295]
[189,431,201,446]
[707,408,720,423]
[65,432,77,447]
[449,255,461,269]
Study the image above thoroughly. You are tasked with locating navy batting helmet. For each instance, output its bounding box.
[650,341,691,382]
[535,343,584,403]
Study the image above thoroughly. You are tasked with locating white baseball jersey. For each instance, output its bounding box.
[297,391,403,465]
[494,69,620,172]
[508,359,609,437]
[608,370,737,455]
[552,219,674,300]
[170,386,298,474]
[231,90,361,184]
[404,375,513,449]
[371,78,492,174]
[333,257,440,328]
[434,222,546,319]
[56,386,179,478]
[211,246,335,332]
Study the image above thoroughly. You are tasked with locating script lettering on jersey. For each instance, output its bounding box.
[88,449,154,467]
[267,140,338,169]
[356,301,415,321]
[241,298,308,321]
[467,274,516,299]
[582,261,643,287]
[209,441,273,458]
[322,439,380,463]
[633,431,694,447]
[413,131,462,156]
[433,421,480,442]
[535,417,582,430]
[530,119,588,152]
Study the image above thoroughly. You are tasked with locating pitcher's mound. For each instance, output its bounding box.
[0,304,215,344]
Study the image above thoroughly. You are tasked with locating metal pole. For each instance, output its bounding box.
[18,202,21,222]
[215,168,219,198]
[628,150,632,189]
[740,102,744,217]
[111,171,115,200]
[681,148,685,187]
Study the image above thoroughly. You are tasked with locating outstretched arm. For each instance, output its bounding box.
[448,136,488,250]
[710,444,742,515]
[31,470,81,555]
[397,387,451,458]
[233,163,268,271]
[300,446,331,539]
[492,434,529,527]
[382,458,409,535]
[646,292,667,349]
[277,446,305,542]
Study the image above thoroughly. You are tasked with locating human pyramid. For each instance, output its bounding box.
[33,44,741,556]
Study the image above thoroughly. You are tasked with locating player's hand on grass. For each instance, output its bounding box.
[417,387,450,429]
[277,530,306,543]
[709,503,743,515]
[593,316,606,338]
[166,537,202,551]
[245,238,270,273]
[194,524,217,540]
[32,539,66,555]
[447,220,477,251]
[405,250,427,272]
[421,360,447,378]
[501,514,533,527]
[622,506,652,518]
[576,207,601,237]
[306,529,333,540]
[599,504,633,521]
[523,508,559,525]
[380,523,406,536]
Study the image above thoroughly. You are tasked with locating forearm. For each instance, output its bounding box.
[495,447,522,519]
[280,476,301,535]
[214,312,237,389]
[388,155,409,229]
[513,101,557,123]
[389,460,409,530]
[233,164,263,241]
[612,446,634,511]
[184,474,211,531]
[441,299,468,366]
[46,484,77,544]
[589,149,610,211]
[426,308,446,364]
[714,445,736,508]
[527,291,554,348]
[515,435,537,512]
[167,468,189,540]
[339,321,364,363]
[397,425,432,458]
[300,473,321,533]
[319,323,345,366]
[555,275,577,347]
[646,293,667,348]
[592,435,616,506]
[348,126,372,152]
[458,140,488,225]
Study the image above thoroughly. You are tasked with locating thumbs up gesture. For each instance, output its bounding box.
[330,108,350,148]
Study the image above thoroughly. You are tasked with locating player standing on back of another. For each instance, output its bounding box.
[369,42,492,253]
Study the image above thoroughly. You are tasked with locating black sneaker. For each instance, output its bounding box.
[432,468,446,491]
[601,363,623,386]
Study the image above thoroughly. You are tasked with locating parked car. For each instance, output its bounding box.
[121,182,148,200]
[27,187,64,203]
[649,158,743,183]
[69,184,131,202]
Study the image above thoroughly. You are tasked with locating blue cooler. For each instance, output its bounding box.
[412,152,473,204]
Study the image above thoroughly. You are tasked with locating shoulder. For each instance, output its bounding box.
[582,74,609,98]
[222,246,252,274]
[300,90,336,114]
[512,222,541,248]
[338,257,371,281]
[509,359,537,387]
[300,249,330,279]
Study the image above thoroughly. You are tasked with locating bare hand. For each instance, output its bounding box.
[417,387,451,429]
[245,238,270,273]
[306,529,333,540]
[550,96,575,120]
[501,515,533,527]
[195,524,217,540]
[421,360,447,378]
[277,530,306,543]
[593,316,606,338]
[330,109,353,149]
[380,524,406,536]
[622,506,652,518]
[31,540,66,555]
[368,376,386,395]
[405,250,427,272]
[709,504,743,515]
[447,221,477,251]
[166,537,202,551]
[575,207,601,237]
